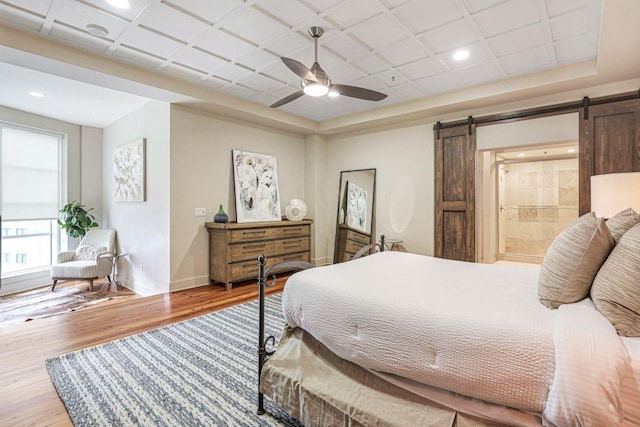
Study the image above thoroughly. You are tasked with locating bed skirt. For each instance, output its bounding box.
[261,326,517,427]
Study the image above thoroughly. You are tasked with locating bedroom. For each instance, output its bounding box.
[0,0,639,425]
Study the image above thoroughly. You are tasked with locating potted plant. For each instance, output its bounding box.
[58,200,99,238]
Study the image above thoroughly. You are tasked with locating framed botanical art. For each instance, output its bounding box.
[113,138,146,202]
[345,180,368,232]
[232,150,282,223]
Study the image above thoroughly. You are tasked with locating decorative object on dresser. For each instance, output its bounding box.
[113,138,146,202]
[232,150,282,223]
[205,220,311,290]
[213,204,229,223]
[333,169,376,263]
[284,199,307,221]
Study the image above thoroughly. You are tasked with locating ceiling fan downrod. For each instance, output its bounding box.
[308,26,324,64]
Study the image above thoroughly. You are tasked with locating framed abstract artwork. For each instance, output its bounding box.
[345,180,368,232]
[232,150,282,223]
[113,138,146,202]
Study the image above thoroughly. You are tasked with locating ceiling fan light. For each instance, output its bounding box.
[328,89,339,98]
[302,81,329,97]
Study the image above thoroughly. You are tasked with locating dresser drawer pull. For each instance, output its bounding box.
[242,231,266,236]
[282,255,301,261]
[242,243,267,250]
[282,241,302,246]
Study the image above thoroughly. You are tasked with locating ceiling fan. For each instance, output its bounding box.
[270,27,388,108]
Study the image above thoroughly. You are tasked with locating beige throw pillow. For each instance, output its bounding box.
[591,223,640,336]
[538,212,614,309]
[606,208,640,243]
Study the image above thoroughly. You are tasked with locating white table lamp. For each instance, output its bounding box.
[590,172,640,218]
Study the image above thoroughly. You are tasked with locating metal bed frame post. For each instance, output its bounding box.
[257,255,272,415]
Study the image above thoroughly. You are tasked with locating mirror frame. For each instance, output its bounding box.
[333,168,376,263]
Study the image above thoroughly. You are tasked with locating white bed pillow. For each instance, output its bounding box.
[538,212,614,309]
[591,223,640,336]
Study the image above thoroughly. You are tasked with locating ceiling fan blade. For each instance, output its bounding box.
[281,57,317,82]
[331,84,387,101]
[270,91,305,108]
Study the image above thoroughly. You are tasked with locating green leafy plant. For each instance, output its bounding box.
[58,201,99,238]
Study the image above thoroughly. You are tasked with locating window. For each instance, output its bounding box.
[2,253,9,263]
[1,123,62,277]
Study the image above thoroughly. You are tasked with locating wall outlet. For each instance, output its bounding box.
[195,208,206,217]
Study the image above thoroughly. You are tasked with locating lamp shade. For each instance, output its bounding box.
[590,172,640,218]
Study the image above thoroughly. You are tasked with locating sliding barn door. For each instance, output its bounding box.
[434,125,476,262]
[579,99,640,214]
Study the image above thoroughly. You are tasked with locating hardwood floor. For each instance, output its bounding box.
[0,278,286,426]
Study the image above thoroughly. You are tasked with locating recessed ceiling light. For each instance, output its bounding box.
[453,50,470,61]
[567,148,576,153]
[517,153,525,157]
[106,0,130,9]
[29,91,44,97]
[86,24,109,37]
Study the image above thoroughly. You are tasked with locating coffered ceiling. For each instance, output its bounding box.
[0,0,605,124]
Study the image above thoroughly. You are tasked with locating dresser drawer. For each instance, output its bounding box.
[230,259,260,282]
[230,241,275,261]
[348,231,371,245]
[276,224,310,239]
[345,239,366,254]
[230,228,276,243]
[274,236,309,254]
[274,251,311,265]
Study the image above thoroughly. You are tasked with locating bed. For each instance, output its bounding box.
[256,239,640,426]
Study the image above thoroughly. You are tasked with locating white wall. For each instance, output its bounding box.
[102,100,170,296]
[324,124,434,259]
[477,113,579,150]
[168,106,306,291]
[81,126,103,222]
[304,134,328,264]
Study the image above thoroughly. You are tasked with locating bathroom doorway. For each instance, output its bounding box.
[496,144,579,263]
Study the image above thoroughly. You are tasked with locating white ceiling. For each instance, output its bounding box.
[0,0,603,125]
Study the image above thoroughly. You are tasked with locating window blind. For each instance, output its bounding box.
[1,126,61,220]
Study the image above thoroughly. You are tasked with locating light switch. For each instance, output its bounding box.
[195,208,206,217]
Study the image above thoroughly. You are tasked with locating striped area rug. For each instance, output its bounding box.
[46,294,303,426]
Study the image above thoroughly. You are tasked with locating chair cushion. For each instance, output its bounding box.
[538,212,614,309]
[51,261,98,279]
[76,245,107,261]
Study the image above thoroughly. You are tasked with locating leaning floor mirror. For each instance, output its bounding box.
[333,168,376,263]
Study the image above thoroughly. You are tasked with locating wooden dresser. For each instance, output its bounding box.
[335,224,372,263]
[205,220,312,290]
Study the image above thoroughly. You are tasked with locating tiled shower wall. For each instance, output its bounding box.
[499,158,578,258]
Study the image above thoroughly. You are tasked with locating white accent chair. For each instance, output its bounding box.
[51,229,117,291]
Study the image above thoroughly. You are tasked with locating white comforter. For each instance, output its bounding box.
[282,252,630,426]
